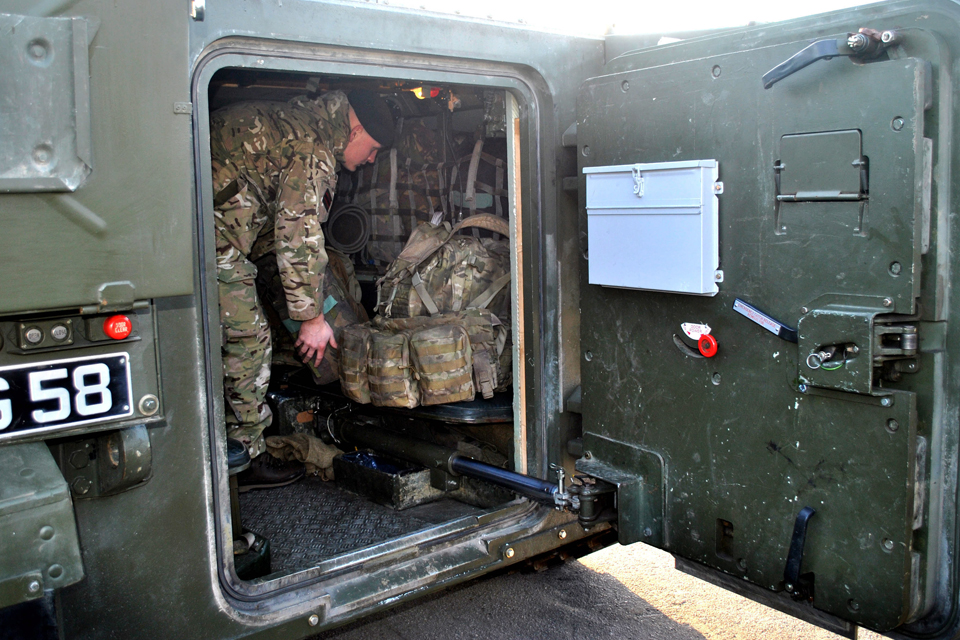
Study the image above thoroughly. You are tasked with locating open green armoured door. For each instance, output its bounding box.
[576,3,960,635]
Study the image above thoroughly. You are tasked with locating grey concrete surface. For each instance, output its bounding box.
[311,543,884,640]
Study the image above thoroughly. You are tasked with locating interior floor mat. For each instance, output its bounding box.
[238,476,484,573]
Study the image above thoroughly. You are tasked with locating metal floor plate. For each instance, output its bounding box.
[239,476,483,573]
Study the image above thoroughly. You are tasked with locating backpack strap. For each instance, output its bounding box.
[451,213,509,237]
[466,272,511,311]
[411,272,440,316]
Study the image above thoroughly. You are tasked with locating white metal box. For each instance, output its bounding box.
[584,159,721,296]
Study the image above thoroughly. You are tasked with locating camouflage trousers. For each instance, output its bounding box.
[215,165,273,458]
[219,276,272,459]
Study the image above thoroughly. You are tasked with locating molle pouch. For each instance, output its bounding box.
[339,324,374,404]
[458,309,510,397]
[367,331,419,408]
[409,324,475,406]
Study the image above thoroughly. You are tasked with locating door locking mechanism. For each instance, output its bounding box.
[762,28,902,89]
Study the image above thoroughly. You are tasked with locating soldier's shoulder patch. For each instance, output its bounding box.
[322,189,333,211]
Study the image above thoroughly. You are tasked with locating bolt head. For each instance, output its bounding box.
[881,397,893,407]
[883,297,894,307]
[882,539,895,551]
[69,450,90,470]
[308,614,320,627]
[558,529,567,540]
[138,394,160,416]
[784,582,794,593]
[71,477,92,495]
[798,384,808,393]
[504,547,515,559]
[28,581,41,594]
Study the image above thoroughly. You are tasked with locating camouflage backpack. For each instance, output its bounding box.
[375,214,512,324]
[338,309,508,409]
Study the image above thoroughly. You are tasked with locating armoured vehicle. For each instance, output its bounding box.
[2,0,960,638]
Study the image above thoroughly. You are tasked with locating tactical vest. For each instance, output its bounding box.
[339,309,508,409]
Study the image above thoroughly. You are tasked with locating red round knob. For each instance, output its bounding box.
[103,315,132,340]
[698,334,718,358]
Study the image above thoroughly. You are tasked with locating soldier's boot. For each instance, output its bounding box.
[236,453,305,492]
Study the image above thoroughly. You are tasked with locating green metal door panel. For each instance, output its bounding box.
[578,17,947,632]
[0,1,195,314]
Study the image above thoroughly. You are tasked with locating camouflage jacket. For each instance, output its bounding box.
[211,91,351,321]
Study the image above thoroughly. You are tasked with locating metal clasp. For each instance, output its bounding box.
[190,0,205,21]
[632,166,644,197]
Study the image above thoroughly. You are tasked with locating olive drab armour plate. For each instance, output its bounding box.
[577,20,949,633]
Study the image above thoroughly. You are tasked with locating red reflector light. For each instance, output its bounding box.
[104,315,132,340]
[698,334,718,358]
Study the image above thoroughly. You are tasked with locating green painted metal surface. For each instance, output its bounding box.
[2,0,960,637]
[578,4,960,633]
[0,3,196,314]
[0,442,84,608]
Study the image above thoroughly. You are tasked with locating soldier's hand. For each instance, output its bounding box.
[295,315,338,367]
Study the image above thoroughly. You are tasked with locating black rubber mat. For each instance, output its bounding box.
[239,476,482,574]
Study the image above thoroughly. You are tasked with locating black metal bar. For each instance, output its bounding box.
[451,456,558,503]
[337,422,558,503]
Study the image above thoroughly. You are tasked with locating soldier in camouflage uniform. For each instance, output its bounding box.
[211,89,394,489]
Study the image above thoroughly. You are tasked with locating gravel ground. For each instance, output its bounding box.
[311,543,885,640]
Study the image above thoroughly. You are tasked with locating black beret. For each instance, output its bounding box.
[348,89,395,149]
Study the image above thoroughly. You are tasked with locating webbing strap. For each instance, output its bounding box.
[466,272,511,310]
[388,149,399,210]
[369,155,379,211]
[464,139,484,215]
[422,164,436,213]
[405,157,417,239]
[437,162,449,216]
[411,272,440,315]
[495,324,507,357]
[472,350,496,399]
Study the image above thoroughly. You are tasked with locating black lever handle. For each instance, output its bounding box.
[762,30,896,89]
[762,38,849,89]
[784,506,816,597]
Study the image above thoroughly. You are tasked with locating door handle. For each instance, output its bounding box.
[762,29,900,89]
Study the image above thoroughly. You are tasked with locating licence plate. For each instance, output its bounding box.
[0,353,133,437]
